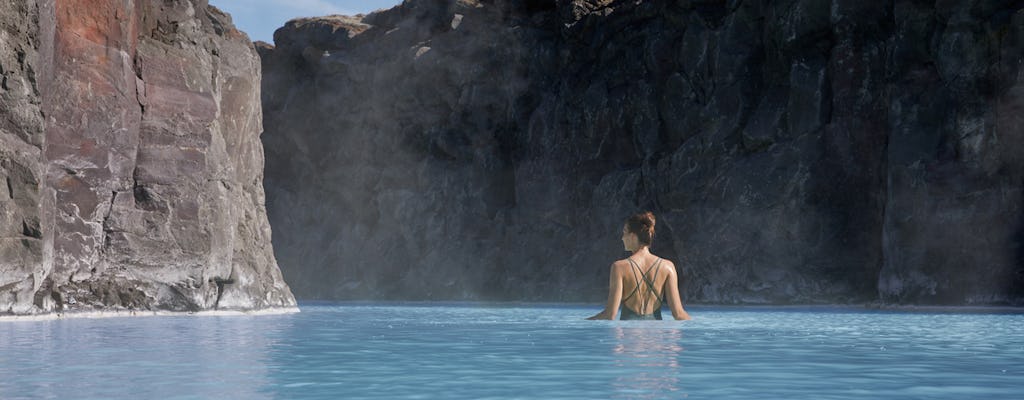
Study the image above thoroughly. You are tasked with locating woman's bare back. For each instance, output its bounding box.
[619,256,672,315]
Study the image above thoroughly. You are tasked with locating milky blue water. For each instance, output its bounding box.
[1,303,1021,399]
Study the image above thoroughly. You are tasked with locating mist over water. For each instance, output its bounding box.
[257,0,1024,305]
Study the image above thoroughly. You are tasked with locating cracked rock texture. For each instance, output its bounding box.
[260,0,1024,305]
[0,0,295,315]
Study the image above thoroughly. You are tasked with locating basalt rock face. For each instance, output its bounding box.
[260,0,1024,305]
[0,0,295,315]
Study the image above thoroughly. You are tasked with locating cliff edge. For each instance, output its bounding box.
[0,0,296,315]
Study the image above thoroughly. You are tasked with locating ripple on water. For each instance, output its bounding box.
[0,304,1022,399]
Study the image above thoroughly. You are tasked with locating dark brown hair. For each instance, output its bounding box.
[625,211,656,246]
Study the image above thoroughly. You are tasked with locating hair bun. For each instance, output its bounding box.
[626,211,657,246]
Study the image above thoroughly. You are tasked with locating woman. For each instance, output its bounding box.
[587,211,691,320]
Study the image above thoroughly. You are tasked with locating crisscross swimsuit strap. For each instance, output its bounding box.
[621,257,663,315]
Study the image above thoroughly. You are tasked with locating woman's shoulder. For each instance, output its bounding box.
[613,256,675,268]
[655,256,677,270]
[610,258,638,272]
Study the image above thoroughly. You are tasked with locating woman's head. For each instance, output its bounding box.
[622,211,656,251]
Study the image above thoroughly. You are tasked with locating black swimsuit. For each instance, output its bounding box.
[619,258,664,320]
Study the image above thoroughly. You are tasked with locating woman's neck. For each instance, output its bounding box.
[631,246,651,258]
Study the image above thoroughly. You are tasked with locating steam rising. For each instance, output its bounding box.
[257,0,1024,305]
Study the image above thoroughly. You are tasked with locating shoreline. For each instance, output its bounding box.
[4,301,1022,320]
[0,306,301,322]
[297,300,1024,314]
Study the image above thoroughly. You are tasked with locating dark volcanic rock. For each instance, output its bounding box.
[0,0,295,315]
[260,0,1024,305]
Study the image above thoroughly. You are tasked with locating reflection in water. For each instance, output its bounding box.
[610,325,685,399]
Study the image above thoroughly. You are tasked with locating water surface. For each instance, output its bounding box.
[1,303,1021,399]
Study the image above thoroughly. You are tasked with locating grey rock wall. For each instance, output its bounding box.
[0,0,47,314]
[260,0,1024,305]
[0,0,295,315]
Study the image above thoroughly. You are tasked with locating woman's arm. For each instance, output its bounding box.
[665,263,691,320]
[587,263,623,320]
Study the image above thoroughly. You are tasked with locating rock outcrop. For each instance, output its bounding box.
[260,0,1024,305]
[0,0,295,315]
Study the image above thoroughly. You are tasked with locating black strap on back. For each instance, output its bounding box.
[622,258,663,314]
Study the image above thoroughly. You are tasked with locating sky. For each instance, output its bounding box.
[209,0,404,44]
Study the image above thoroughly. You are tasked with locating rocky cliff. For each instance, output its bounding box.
[0,0,295,315]
[260,0,1024,305]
